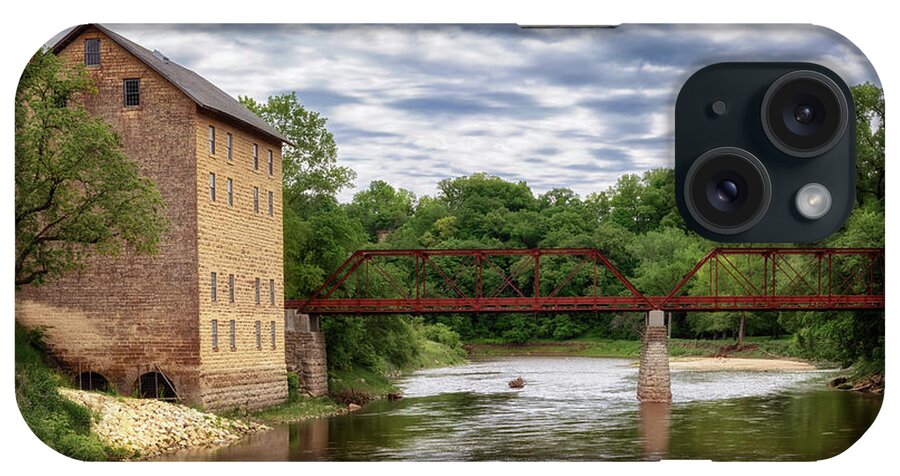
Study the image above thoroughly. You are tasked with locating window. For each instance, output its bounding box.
[211,320,219,349]
[270,320,276,349]
[253,187,259,213]
[269,279,275,305]
[84,38,100,66]
[227,178,233,206]
[210,272,217,301]
[268,191,274,217]
[255,321,261,349]
[229,319,236,349]
[228,274,235,303]
[208,126,216,155]
[267,150,274,176]
[255,277,260,304]
[209,173,216,201]
[226,133,233,161]
[253,144,259,170]
[123,79,140,107]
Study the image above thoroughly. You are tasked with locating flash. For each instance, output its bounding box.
[795,183,832,220]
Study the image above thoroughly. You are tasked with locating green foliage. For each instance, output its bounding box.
[328,367,398,399]
[322,315,421,371]
[408,321,467,368]
[419,322,463,352]
[627,227,706,295]
[348,180,416,241]
[242,92,366,298]
[251,396,340,424]
[286,372,300,403]
[253,85,884,381]
[240,92,355,207]
[283,202,368,297]
[15,325,126,460]
[549,314,587,340]
[15,50,167,287]
[851,83,884,206]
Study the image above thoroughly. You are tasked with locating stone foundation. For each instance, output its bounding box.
[285,311,329,397]
[637,312,672,402]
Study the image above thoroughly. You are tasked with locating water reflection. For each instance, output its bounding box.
[156,357,881,461]
[639,402,670,461]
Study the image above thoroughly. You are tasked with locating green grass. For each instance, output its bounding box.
[407,339,468,369]
[251,396,341,423]
[326,335,468,406]
[329,366,399,398]
[14,325,129,461]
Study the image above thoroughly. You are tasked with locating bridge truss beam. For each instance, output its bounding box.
[285,248,884,314]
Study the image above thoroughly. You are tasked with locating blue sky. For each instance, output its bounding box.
[59,24,879,202]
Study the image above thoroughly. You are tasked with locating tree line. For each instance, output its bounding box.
[242,84,884,375]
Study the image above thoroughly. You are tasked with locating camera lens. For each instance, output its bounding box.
[793,104,815,124]
[684,147,771,235]
[761,70,848,158]
[715,180,739,203]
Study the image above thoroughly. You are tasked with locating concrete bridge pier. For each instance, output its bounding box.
[637,309,672,402]
[285,310,329,397]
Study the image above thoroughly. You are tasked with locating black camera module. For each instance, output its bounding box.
[761,70,848,158]
[684,147,771,235]
[676,63,855,242]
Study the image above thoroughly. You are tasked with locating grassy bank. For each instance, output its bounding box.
[467,336,799,360]
[252,329,467,423]
[328,334,467,404]
[251,396,342,423]
[14,325,128,461]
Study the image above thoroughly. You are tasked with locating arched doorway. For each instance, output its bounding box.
[134,371,177,401]
[76,371,110,392]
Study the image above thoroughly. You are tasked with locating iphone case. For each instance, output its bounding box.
[14,24,884,461]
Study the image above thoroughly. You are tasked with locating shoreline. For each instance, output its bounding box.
[669,356,819,372]
[60,388,268,460]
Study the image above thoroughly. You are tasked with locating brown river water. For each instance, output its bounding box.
[157,356,882,461]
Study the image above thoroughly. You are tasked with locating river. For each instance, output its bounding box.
[159,356,882,461]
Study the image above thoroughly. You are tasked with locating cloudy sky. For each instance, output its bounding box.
[59,24,879,202]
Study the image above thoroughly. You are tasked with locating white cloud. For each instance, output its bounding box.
[102,24,880,202]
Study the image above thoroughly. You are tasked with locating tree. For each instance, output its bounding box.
[241,92,362,297]
[240,92,355,209]
[626,227,705,295]
[851,83,884,206]
[348,180,416,241]
[15,50,167,287]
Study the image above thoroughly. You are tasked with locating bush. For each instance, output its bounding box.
[322,315,420,371]
[421,323,462,351]
[286,372,300,402]
[550,314,585,340]
[15,325,124,460]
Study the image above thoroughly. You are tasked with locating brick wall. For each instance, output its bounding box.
[195,113,287,410]
[16,26,202,403]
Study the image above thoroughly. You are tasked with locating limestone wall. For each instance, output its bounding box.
[637,325,672,402]
[194,111,288,411]
[285,312,329,397]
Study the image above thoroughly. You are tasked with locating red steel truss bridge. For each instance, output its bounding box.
[285,248,884,314]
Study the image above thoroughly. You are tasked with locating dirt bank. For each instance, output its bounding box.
[60,389,268,459]
[670,357,817,371]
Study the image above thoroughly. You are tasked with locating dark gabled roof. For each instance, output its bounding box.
[51,24,290,145]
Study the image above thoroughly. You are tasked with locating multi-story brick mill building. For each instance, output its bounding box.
[15,24,291,410]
